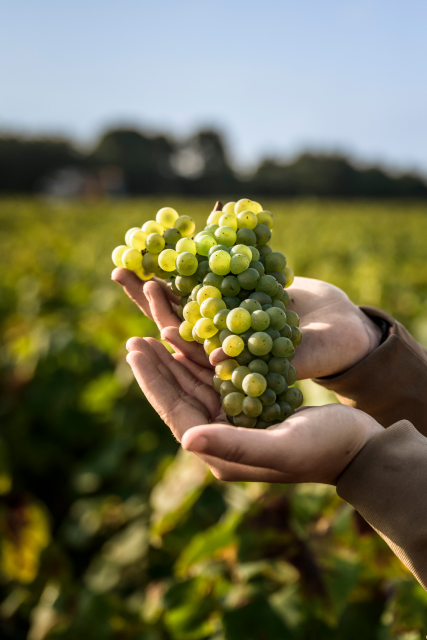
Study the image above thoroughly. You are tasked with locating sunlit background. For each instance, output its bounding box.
[1,2,427,639]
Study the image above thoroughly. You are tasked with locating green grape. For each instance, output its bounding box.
[230,244,253,261]
[142,220,164,236]
[213,308,230,330]
[266,372,287,395]
[219,213,238,231]
[163,228,182,245]
[257,353,272,364]
[214,226,237,248]
[222,202,236,215]
[176,237,196,254]
[171,280,184,297]
[234,198,256,214]
[215,359,239,381]
[262,304,272,311]
[242,395,263,418]
[183,301,202,325]
[135,266,154,280]
[236,228,257,246]
[249,291,272,306]
[205,224,219,235]
[269,272,287,288]
[204,272,224,289]
[235,347,254,366]
[268,357,289,376]
[254,224,272,245]
[158,248,179,272]
[156,207,179,229]
[220,380,239,397]
[226,308,252,334]
[204,333,222,355]
[212,374,223,393]
[248,359,269,375]
[208,244,229,258]
[207,209,223,225]
[231,366,251,390]
[209,249,231,276]
[250,260,265,277]
[266,307,287,330]
[271,284,285,301]
[221,275,240,296]
[285,364,298,386]
[279,324,292,339]
[251,310,270,331]
[174,215,196,237]
[240,299,262,314]
[256,275,278,297]
[129,229,148,251]
[272,300,286,311]
[197,285,222,305]
[177,305,184,320]
[237,211,258,230]
[233,413,257,428]
[242,373,267,397]
[237,268,260,290]
[260,403,280,422]
[238,289,253,301]
[264,327,280,340]
[255,418,273,429]
[192,326,205,344]
[195,261,211,281]
[230,254,250,275]
[222,392,245,416]
[201,296,227,319]
[290,326,302,347]
[195,230,214,240]
[265,252,287,273]
[285,310,299,327]
[122,248,143,271]
[280,387,303,409]
[179,321,195,341]
[272,337,295,359]
[145,233,165,254]
[219,328,233,344]
[240,328,255,344]
[195,318,218,339]
[180,295,190,306]
[196,234,217,256]
[278,401,293,421]
[175,274,199,294]
[223,296,241,309]
[248,246,260,261]
[248,332,273,356]
[259,388,276,406]
[112,245,128,267]
[258,245,272,258]
[257,210,275,229]
[190,284,204,301]
[281,290,291,306]
[223,334,245,357]
[125,227,140,247]
[176,252,198,276]
[282,267,295,288]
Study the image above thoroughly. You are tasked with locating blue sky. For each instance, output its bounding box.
[1,0,426,172]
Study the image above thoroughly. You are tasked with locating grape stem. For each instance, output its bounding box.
[213,201,223,212]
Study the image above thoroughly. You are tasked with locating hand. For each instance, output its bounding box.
[126,337,384,484]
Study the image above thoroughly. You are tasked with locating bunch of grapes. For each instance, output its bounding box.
[112,198,303,429]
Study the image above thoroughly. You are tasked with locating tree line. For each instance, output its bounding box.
[1,127,426,198]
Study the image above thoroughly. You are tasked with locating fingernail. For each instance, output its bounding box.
[185,435,209,453]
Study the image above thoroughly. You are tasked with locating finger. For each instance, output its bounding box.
[144,281,181,330]
[152,277,181,305]
[161,327,212,368]
[112,268,153,319]
[200,451,288,483]
[209,348,228,366]
[126,337,178,386]
[173,354,214,385]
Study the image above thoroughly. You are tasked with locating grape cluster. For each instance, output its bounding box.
[112,198,303,428]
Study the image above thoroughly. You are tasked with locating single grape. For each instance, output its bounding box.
[251,201,263,214]
[242,372,267,397]
[205,224,219,235]
[171,280,184,297]
[215,359,239,381]
[220,380,239,397]
[248,332,273,356]
[223,334,245,357]
[213,308,230,330]
[192,325,205,344]
[259,388,276,406]
[208,244,229,258]
[129,230,148,251]
[248,359,269,375]
[197,286,222,305]
[125,227,140,247]
[271,285,285,302]
[239,328,255,344]
[183,301,202,325]
[215,226,237,248]
[242,395,263,417]
[266,307,287,330]
[235,347,254,366]
[219,213,238,231]
[195,318,218,339]
[282,267,294,288]
[112,245,128,267]
[290,326,302,347]
[142,220,164,236]
[280,387,303,410]
[237,211,258,230]
[179,321,195,341]
[279,324,292,339]
[254,224,271,245]
[122,248,143,271]
[237,268,260,290]
[196,234,217,256]
[221,276,240,296]
[257,352,272,363]
[265,252,287,273]
[201,297,227,319]
[251,310,270,331]
[223,296,241,309]
[156,207,179,229]
[250,260,265,277]
[249,291,272,306]
[260,403,281,422]
[268,357,289,376]
[235,198,256,214]
[174,215,196,237]
[285,310,299,327]
[285,364,298,385]
[222,202,236,215]
[233,413,257,428]
[257,210,275,229]
[281,290,291,307]
[176,237,196,255]
[190,284,204,301]
[209,249,231,276]
[176,252,198,276]
[240,299,262,314]
[204,333,222,355]
[266,372,287,395]
[278,401,293,421]
[145,233,165,254]
[236,228,257,246]
[258,245,272,258]
[204,272,224,289]
[135,266,154,280]
[196,261,211,281]
[161,228,181,245]
[158,248,179,272]
[272,337,295,359]
[230,244,253,261]
[207,209,223,225]
[264,327,280,340]
[272,300,286,312]
[196,230,214,240]
[176,274,199,294]
[256,275,278,297]
[230,254,250,275]
[212,375,223,393]
[231,365,251,390]
[222,392,245,416]
[226,308,252,334]
[269,272,287,288]
[248,246,260,261]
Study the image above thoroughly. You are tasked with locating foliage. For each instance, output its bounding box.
[0,198,427,639]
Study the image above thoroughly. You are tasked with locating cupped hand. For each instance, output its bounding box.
[126,337,383,485]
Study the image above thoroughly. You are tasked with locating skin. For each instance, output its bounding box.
[112,268,384,484]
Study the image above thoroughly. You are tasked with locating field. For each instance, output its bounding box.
[1,197,427,639]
